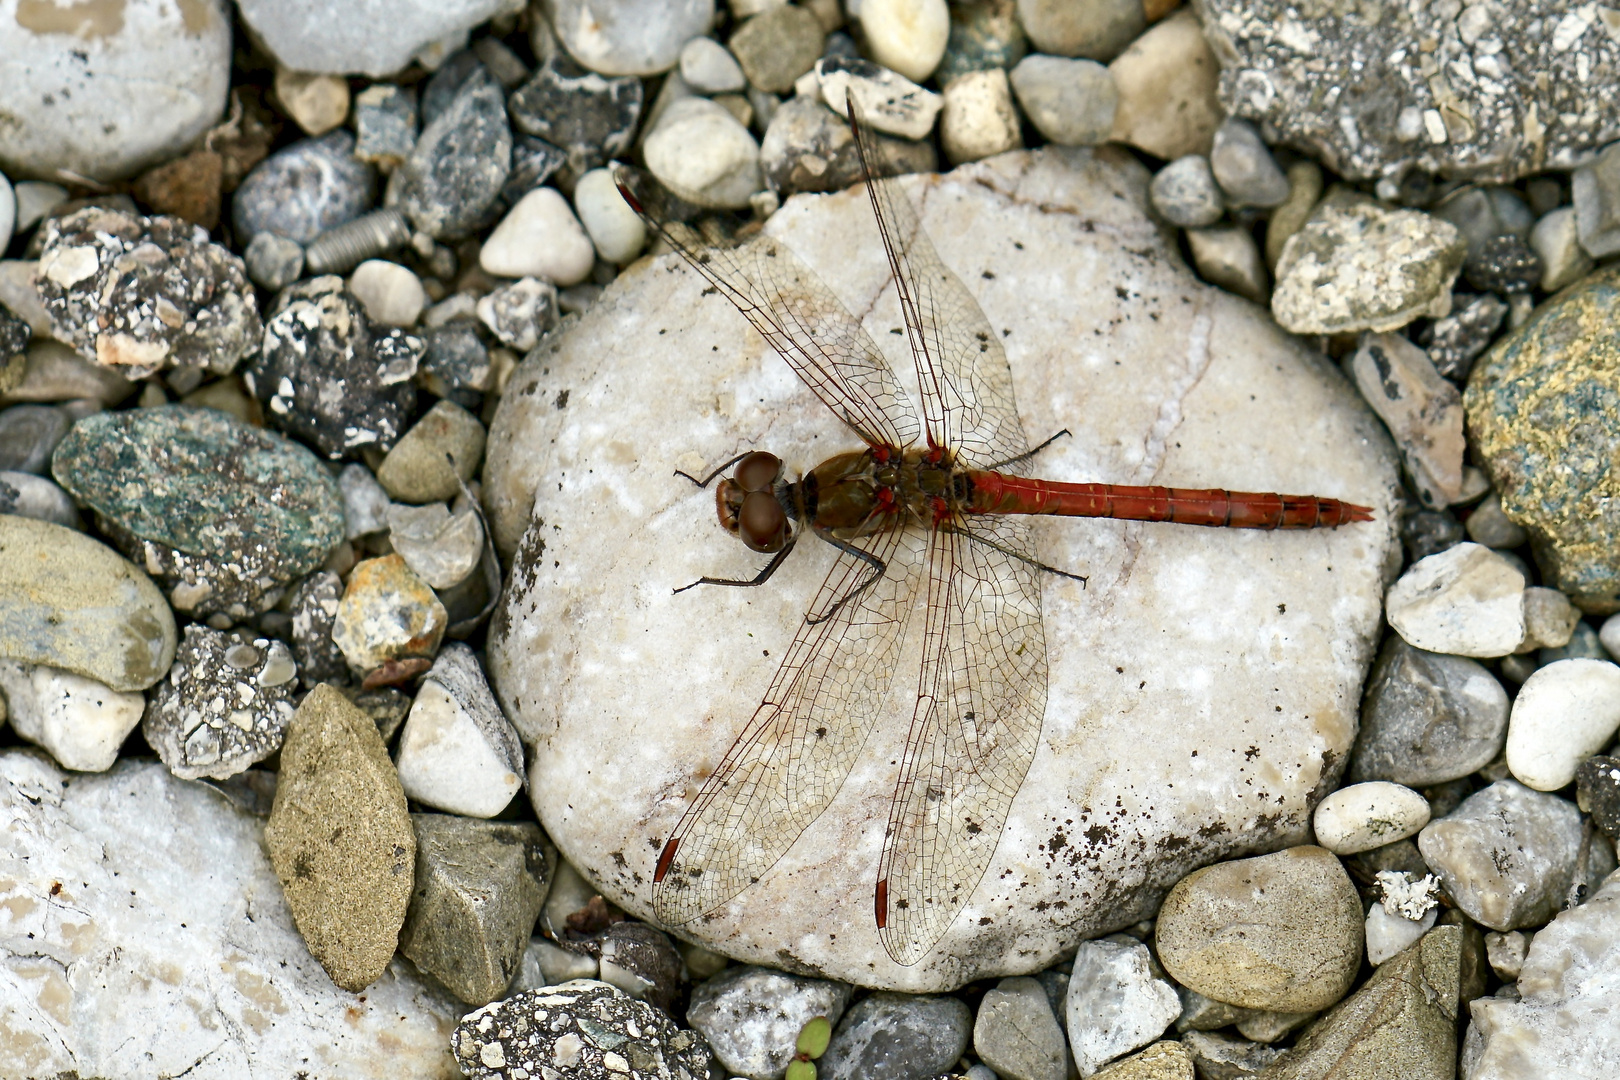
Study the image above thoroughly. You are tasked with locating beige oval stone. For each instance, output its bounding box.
[0,514,176,691]
[1156,846,1363,1012]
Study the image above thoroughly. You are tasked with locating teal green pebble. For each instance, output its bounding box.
[1464,263,1620,612]
[50,405,344,580]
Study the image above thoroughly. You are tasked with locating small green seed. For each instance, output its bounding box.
[785,1059,817,1080]
[796,1015,832,1059]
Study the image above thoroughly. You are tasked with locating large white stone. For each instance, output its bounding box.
[1385,543,1527,658]
[1506,658,1620,791]
[484,146,1399,991]
[238,0,525,77]
[1464,869,1620,1080]
[0,751,461,1077]
[0,661,144,773]
[0,0,231,182]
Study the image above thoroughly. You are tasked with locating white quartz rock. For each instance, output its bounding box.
[816,58,942,141]
[1385,543,1526,658]
[1506,658,1620,791]
[1065,937,1181,1076]
[1365,903,1437,965]
[395,643,525,817]
[1314,781,1431,854]
[644,97,762,210]
[480,187,597,286]
[0,751,462,1077]
[483,146,1399,991]
[347,259,426,326]
[574,167,647,265]
[0,660,144,773]
[857,0,949,83]
[1464,869,1620,1080]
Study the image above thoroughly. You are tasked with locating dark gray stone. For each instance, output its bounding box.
[1465,234,1543,294]
[245,276,422,458]
[421,50,487,128]
[1425,292,1507,382]
[760,97,937,197]
[232,131,377,246]
[1576,756,1620,843]
[0,404,69,475]
[507,54,643,174]
[1209,117,1288,208]
[1399,507,1464,563]
[453,981,714,1080]
[500,135,568,206]
[420,320,492,406]
[142,626,298,781]
[821,991,973,1080]
[1150,155,1224,228]
[598,920,684,1016]
[393,68,512,240]
[290,570,349,689]
[1351,636,1511,787]
[399,814,550,1007]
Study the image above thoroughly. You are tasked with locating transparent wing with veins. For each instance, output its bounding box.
[615,168,920,453]
[653,526,929,926]
[848,99,1032,472]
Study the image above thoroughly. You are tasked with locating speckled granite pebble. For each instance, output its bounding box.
[142,626,298,781]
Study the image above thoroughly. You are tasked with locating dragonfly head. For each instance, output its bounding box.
[716,451,791,553]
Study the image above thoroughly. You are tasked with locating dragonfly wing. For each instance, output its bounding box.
[615,167,921,453]
[847,100,1031,472]
[654,524,930,927]
[876,514,1047,965]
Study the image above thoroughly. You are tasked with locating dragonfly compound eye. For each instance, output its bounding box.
[733,451,783,493]
[737,490,790,552]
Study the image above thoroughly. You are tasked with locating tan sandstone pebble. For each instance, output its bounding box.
[1107,8,1222,160]
[263,684,416,992]
[1258,925,1459,1080]
[1090,1040,1195,1079]
[375,398,486,504]
[1156,846,1363,1013]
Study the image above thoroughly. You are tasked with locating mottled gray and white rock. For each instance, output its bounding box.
[1273,201,1466,335]
[484,147,1397,990]
[1351,637,1510,787]
[0,515,176,692]
[507,53,644,175]
[353,84,419,171]
[290,570,348,689]
[395,643,524,817]
[1505,658,1620,792]
[1196,0,1620,182]
[339,462,394,539]
[1464,870,1620,1080]
[1156,847,1363,1013]
[644,97,763,210]
[859,0,950,83]
[1426,292,1508,383]
[1209,118,1288,209]
[480,187,596,286]
[1066,938,1180,1077]
[1346,331,1465,508]
[1314,782,1431,856]
[1385,543,1526,659]
[974,976,1067,1080]
[1008,54,1116,148]
[1106,9,1222,161]
[243,231,305,292]
[264,684,416,992]
[388,500,485,589]
[1572,139,1620,259]
[820,991,972,1080]
[0,469,76,527]
[233,131,378,246]
[0,0,230,182]
[453,979,715,1079]
[238,0,524,78]
[818,56,942,142]
[940,68,1023,165]
[142,627,298,781]
[597,920,684,1014]
[1418,780,1589,932]
[1149,155,1224,229]
[539,0,713,77]
[0,751,462,1078]
[391,68,511,240]
[0,660,144,773]
[477,276,559,353]
[1181,1030,1281,1080]
[398,814,549,1006]
[687,965,852,1080]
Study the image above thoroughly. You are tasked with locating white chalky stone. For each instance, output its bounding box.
[1506,658,1620,791]
[574,167,647,265]
[643,97,763,210]
[680,36,747,94]
[817,59,941,141]
[0,660,145,773]
[480,187,597,286]
[347,259,426,327]
[1314,781,1431,854]
[857,0,949,83]
[395,644,524,818]
[1602,612,1620,660]
[940,68,1023,166]
[1385,542,1526,658]
[1365,903,1437,965]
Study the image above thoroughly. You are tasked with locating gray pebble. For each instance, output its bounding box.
[501,135,569,206]
[0,469,78,527]
[1425,291,1506,382]
[973,977,1065,1080]
[1351,636,1510,787]
[1187,225,1269,304]
[729,4,825,94]
[1182,1029,1283,1079]
[1150,155,1224,229]
[687,965,852,1080]
[1008,54,1116,147]
[391,67,512,240]
[1209,118,1289,208]
[820,991,972,1080]
[1572,140,1620,258]
[338,462,393,539]
[508,54,643,174]
[1465,491,1528,549]
[244,231,305,292]
[0,403,70,474]
[353,84,419,171]
[233,131,377,246]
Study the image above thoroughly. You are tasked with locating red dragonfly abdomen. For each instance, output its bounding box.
[963,472,1373,529]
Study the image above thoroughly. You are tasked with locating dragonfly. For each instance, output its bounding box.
[615,101,1373,967]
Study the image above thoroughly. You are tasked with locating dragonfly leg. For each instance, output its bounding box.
[946,523,1088,586]
[675,451,756,489]
[982,429,1071,472]
[805,527,887,625]
[673,535,799,593]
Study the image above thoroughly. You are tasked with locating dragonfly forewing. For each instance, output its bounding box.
[653,524,931,927]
